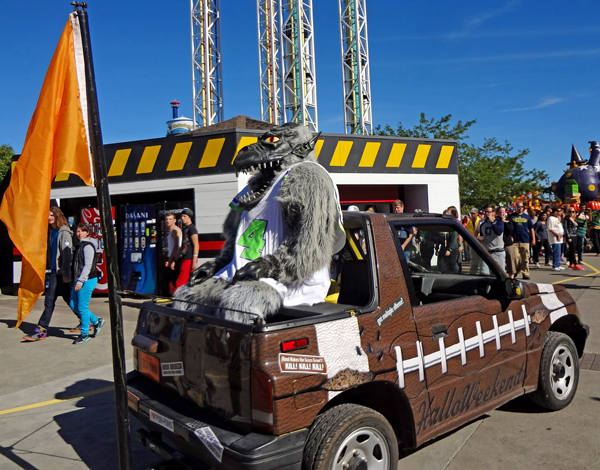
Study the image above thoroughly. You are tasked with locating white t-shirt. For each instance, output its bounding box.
[215,162,338,307]
[547,215,564,245]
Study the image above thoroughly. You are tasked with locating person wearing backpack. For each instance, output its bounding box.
[70,223,105,344]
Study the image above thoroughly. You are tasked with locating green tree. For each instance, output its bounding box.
[374,114,548,211]
[0,144,14,181]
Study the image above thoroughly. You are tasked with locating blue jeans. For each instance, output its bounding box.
[70,278,99,336]
[552,243,562,268]
[38,270,71,328]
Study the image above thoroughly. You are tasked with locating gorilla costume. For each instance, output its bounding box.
[174,123,345,324]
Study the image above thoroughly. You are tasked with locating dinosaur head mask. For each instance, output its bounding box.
[233,123,320,208]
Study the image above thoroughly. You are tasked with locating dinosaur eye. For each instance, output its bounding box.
[264,136,280,143]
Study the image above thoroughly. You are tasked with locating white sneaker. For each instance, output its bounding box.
[535,263,540,268]
[559,266,566,270]
[552,267,560,271]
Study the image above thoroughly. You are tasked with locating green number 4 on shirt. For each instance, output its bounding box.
[237,219,267,260]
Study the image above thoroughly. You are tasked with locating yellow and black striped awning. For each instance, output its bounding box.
[47,129,457,187]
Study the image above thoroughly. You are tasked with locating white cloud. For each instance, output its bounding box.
[446,0,521,39]
[502,98,564,112]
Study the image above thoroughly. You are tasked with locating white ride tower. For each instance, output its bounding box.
[339,0,372,134]
[190,0,224,128]
[257,0,319,132]
[257,0,284,125]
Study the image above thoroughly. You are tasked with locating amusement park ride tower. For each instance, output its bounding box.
[190,0,224,128]
[339,0,372,134]
[258,0,319,131]
[192,1,372,134]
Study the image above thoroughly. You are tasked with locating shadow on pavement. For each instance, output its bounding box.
[557,283,600,291]
[0,435,42,470]
[54,379,121,469]
[0,318,99,342]
[0,319,79,342]
[497,394,546,414]
[0,318,18,329]
[399,415,489,459]
[52,379,162,470]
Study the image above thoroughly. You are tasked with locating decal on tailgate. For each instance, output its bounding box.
[279,353,327,374]
[149,409,174,432]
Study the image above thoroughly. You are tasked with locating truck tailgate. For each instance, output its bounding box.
[132,302,253,433]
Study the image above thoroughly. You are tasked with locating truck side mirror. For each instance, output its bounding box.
[505,278,525,300]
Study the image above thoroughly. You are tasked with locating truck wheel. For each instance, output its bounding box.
[529,331,579,410]
[303,404,398,470]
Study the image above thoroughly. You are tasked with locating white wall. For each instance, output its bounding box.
[329,173,461,216]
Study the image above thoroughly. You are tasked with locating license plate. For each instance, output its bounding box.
[139,351,160,382]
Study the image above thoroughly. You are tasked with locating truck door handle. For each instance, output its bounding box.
[431,325,448,340]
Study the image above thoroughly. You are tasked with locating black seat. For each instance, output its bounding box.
[337,260,371,306]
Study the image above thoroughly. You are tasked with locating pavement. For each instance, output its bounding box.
[0,255,599,470]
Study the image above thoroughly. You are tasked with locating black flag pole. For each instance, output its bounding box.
[72,3,133,469]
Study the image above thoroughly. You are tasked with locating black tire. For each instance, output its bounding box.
[302,404,399,470]
[529,331,580,410]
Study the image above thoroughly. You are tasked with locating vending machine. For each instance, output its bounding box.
[80,207,115,294]
[120,204,158,294]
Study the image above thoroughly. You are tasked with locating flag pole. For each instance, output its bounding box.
[72,3,132,469]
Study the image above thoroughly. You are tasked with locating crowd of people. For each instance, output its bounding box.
[461,202,600,277]
[359,199,600,278]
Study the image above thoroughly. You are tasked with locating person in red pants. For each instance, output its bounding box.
[175,208,199,288]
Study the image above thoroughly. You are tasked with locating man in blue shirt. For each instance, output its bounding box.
[508,202,535,280]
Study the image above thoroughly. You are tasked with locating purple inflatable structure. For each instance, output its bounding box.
[552,141,600,203]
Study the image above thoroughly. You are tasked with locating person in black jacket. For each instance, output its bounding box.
[532,212,550,267]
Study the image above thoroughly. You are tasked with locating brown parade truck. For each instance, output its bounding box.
[127,211,589,470]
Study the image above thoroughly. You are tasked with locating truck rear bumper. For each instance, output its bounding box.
[127,373,306,470]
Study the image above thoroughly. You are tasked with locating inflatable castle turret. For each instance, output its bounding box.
[552,141,600,203]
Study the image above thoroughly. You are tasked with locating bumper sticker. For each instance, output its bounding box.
[149,409,174,432]
[161,361,184,377]
[194,427,224,463]
[279,353,327,374]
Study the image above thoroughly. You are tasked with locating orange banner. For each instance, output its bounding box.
[0,13,94,326]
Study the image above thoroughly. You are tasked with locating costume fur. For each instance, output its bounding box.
[174,123,344,324]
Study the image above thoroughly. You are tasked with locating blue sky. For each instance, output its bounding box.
[2,1,600,185]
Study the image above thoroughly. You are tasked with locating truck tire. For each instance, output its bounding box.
[302,404,398,470]
[529,331,579,410]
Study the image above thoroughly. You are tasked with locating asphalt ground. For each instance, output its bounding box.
[0,255,599,470]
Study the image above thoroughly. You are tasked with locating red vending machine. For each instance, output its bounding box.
[80,207,115,294]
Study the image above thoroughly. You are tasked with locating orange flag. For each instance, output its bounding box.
[0,13,94,327]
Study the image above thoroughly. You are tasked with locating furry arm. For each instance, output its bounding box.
[188,208,242,286]
[233,163,339,284]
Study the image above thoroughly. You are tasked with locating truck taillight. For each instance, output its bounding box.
[281,337,308,352]
[251,369,274,434]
